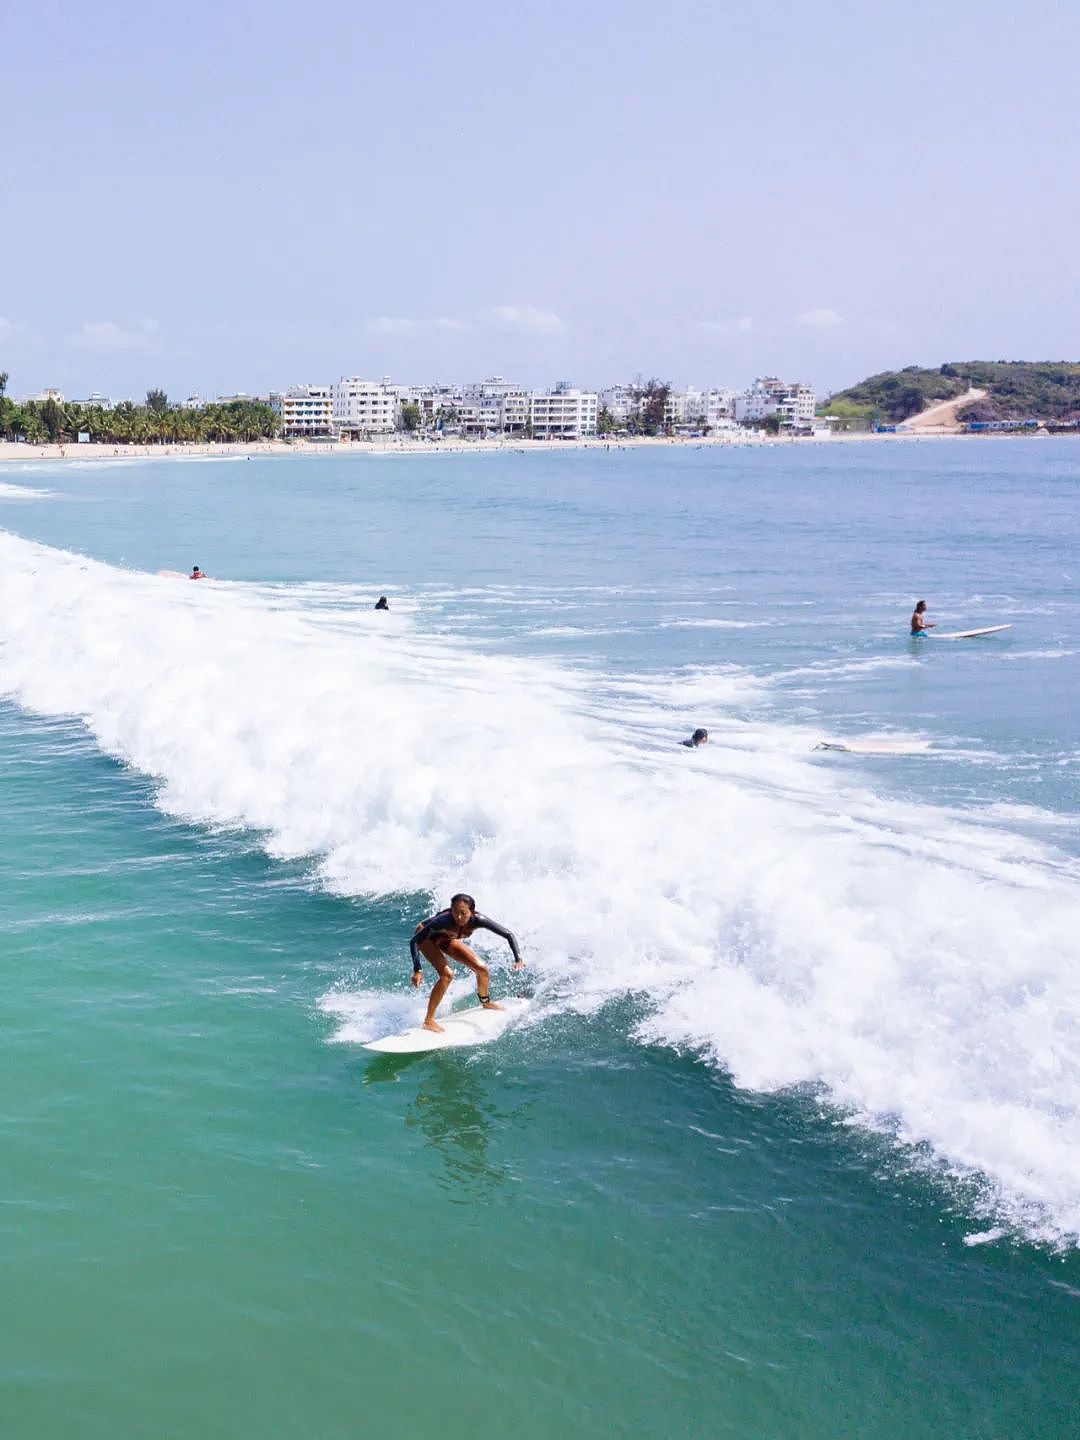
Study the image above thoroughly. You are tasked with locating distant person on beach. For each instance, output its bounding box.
[374,595,389,610]
[410,893,524,1033]
[910,600,935,636]
[190,566,205,580]
[682,728,709,748]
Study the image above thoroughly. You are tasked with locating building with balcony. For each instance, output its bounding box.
[271,385,334,437]
[332,377,401,436]
[734,378,816,429]
[598,384,639,425]
[678,387,737,430]
[462,376,531,434]
[529,383,598,438]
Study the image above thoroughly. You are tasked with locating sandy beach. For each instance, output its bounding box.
[0,428,987,465]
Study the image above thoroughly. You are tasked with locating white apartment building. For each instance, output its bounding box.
[530,383,598,438]
[703,388,737,428]
[598,384,639,424]
[332,377,401,436]
[462,376,530,434]
[678,387,737,429]
[664,391,691,428]
[271,384,334,437]
[735,377,816,428]
[406,384,463,427]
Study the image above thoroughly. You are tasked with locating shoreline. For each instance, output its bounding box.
[0,428,1055,465]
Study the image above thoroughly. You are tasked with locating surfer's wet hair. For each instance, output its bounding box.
[450,893,476,912]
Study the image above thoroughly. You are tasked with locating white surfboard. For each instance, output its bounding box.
[363,996,532,1054]
[933,625,1013,639]
[815,739,932,756]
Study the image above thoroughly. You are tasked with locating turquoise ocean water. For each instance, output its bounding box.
[1,441,1078,1438]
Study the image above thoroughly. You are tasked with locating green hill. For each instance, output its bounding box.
[822,362,1080,427]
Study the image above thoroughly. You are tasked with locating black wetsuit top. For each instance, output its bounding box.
[410,910,522,973]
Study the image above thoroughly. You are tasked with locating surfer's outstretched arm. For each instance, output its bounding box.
[409,928,426,976]
[472,914,525,968]
[410,910,452,973]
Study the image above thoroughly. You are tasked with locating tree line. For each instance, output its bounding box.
[0,375,279,445]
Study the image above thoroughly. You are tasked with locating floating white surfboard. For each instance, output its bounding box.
[815,739,933,756]
[363,996,532,1054]
[933,625,1013,639]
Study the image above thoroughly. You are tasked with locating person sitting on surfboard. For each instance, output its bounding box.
[374,595,389,610]
[190,565,205,580]
[410,894,524,1033]
[910,600,935,636]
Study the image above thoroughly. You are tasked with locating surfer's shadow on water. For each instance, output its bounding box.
[361,1041,532,1200]
[405,1054,521,1201]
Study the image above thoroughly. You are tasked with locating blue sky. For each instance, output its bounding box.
[2,0,1078,400]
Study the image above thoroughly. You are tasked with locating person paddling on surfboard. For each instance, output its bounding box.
[410,893,524,1033]
[190,565,206,580]
[910,600,935,636]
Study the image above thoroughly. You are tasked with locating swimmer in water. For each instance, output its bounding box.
[410,893,524,1032]
[190,566,205,580]
[374,595,389,610]
[681,728,709,747]
[910,600,935,636]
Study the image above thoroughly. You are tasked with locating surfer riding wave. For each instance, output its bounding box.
[410,893,524,1032]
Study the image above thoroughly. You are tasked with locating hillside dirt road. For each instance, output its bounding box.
[899,388,986,433]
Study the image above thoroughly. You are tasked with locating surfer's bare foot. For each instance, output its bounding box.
[422,1020,445,1033]
[480,999,504,1011]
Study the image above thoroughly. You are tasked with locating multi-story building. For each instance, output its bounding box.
[462,376,530,434]
[703,388,737,429]
[598,384,639,425]
[664,391,690,428]
[735,377,816,429]
[332,377,401,436]
[529,383,598,438]
[270,384,334,438]
[407,383,463,427]
[677,387,737,430]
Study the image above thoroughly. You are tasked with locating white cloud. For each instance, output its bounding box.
[0,317,25,339]
[67,319,160,352]
[486,304,565,336]
[797,307,843,329]
[698,316,753,334]
[366,315,469,337]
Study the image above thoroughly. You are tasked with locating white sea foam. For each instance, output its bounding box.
[319,988,424,1044]
[772,655,921,685]
[1,529,1079,1245]
[657,618,766,630]
[0,481,52,500]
